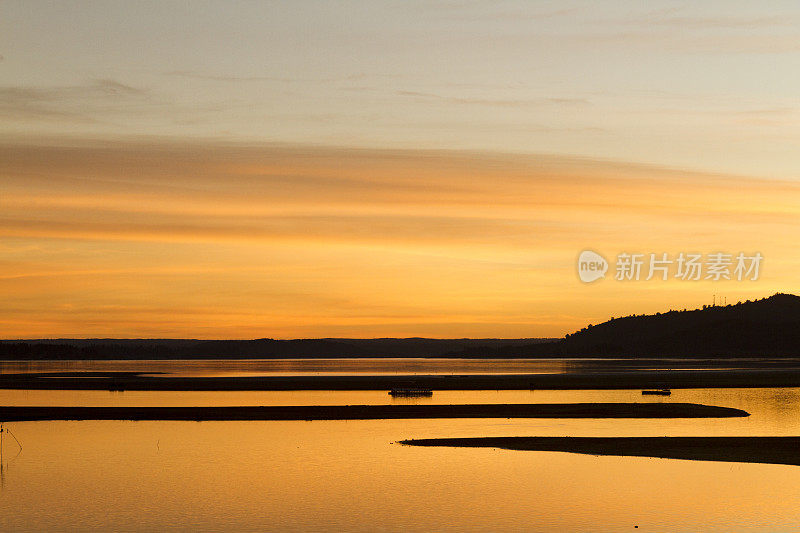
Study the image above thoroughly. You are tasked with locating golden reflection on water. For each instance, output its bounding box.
[0,358,573,376]
[1,416,800,532]
[1,389,800,530]
[5,357,796,377]
[2,388,800,436]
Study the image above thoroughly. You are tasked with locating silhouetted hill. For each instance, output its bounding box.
[0,337,552,360]
[454,293,800,358]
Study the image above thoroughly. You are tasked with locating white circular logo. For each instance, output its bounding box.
[577,250,608,283]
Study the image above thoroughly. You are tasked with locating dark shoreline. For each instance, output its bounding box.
[400,436,800,466]
[0,403,747,422]
[3,369,800,390]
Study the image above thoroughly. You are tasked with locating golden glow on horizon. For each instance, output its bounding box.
[0,140,797,338]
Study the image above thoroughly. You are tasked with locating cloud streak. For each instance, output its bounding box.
[0,79,150,123]
[0,139,797,338]
[164,70,372,84]
[395,90,589,108]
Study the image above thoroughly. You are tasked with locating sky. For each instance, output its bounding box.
[1,1,799,338]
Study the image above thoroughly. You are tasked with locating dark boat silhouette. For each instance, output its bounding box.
[389,388,433,397]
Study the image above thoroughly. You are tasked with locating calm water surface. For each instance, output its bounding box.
[3,357,800,377]
[2,361,800,531]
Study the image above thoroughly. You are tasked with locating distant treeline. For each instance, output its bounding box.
[3,293,800,359]
[0,337,552,360]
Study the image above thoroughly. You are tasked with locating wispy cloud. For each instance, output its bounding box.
[0,79,149,123]
[423,2,580,22]
[631,8,793,29]
[164,70,371,84]
[2,138,797,245]
[0,78,241,131]
[2,138,797,338]
[395,90,589,107]
[590,7,800,54]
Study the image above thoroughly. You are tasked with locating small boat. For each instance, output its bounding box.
[642,389,671,396]
[389,388,433,397]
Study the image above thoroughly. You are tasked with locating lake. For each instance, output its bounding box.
[4,357,800,377]
[2,361,800,531]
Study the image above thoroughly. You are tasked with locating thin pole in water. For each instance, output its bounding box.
[6,427,21,451]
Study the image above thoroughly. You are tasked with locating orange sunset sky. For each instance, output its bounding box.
[2,2,799,338]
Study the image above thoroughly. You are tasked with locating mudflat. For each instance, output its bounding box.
[400,436,800,466]
[2,368,800,390]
